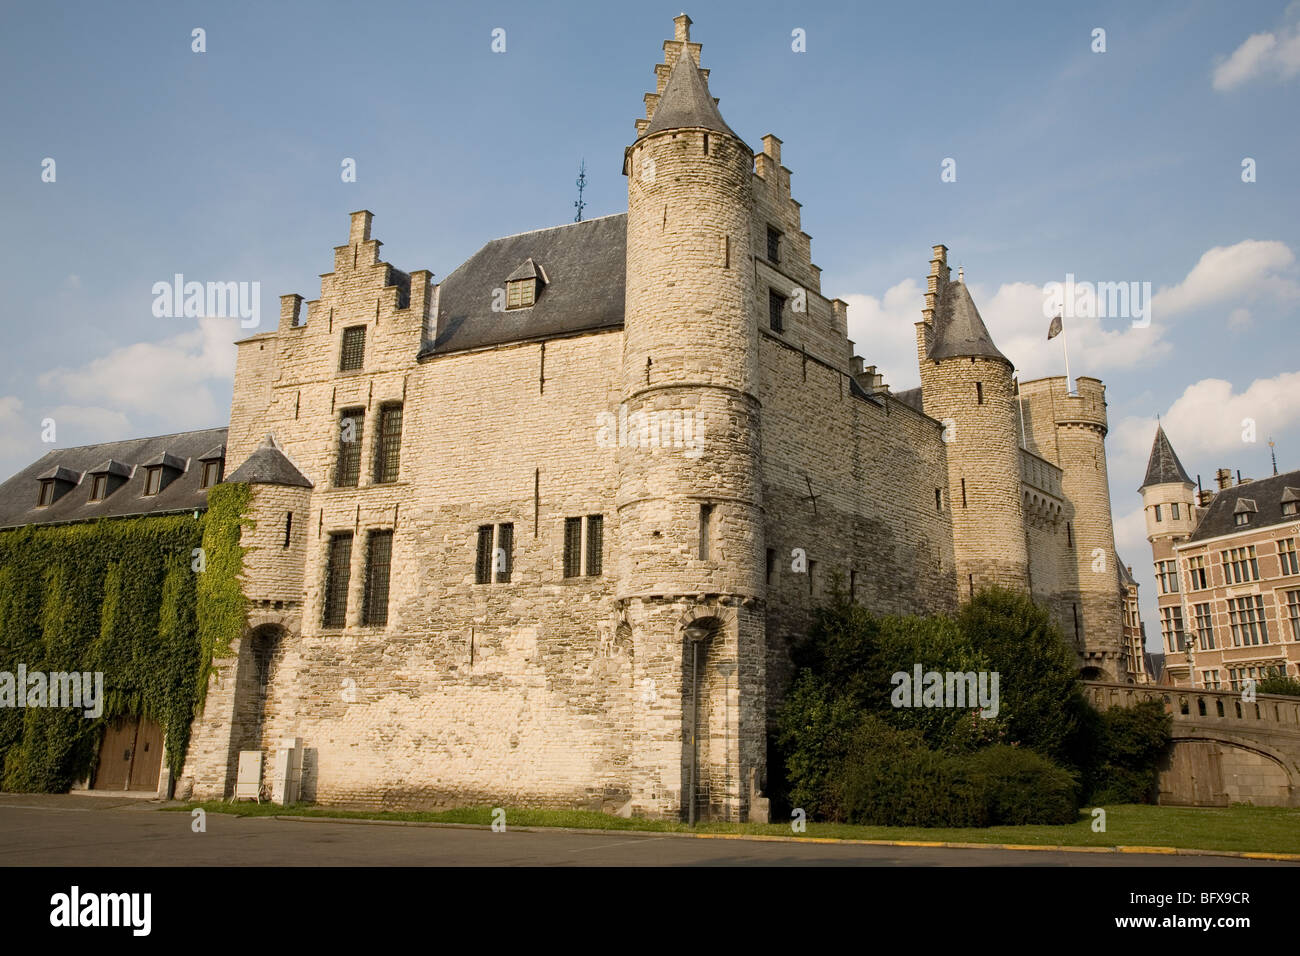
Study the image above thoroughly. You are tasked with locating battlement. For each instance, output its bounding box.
[1019,375,1108,434]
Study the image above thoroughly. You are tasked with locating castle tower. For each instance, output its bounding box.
[1020,376,1127,678]
[917,252,1029,597]
[1140,424,1196,680]
[616,14,765,822]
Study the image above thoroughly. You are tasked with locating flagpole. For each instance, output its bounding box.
[1061,321,1074,396]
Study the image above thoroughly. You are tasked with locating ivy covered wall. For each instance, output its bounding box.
[0,482,249,791]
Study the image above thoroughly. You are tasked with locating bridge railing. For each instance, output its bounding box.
[1081,681,1300,730]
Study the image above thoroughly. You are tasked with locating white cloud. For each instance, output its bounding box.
[37,316,239,430]
[1111,371,1300,482]
[1213,11,1300,90]
[840,240,1297,391]
[1151,240,1298,317]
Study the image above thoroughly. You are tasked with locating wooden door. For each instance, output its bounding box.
[128,719,163,791]
[93,718,137,790]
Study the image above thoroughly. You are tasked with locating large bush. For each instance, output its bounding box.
[776,587,1166,825]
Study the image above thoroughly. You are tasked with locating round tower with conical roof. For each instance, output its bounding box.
[917,251,1030,597]
[616,14,765,823]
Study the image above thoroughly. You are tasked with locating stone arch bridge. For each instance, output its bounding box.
[1083,681,1300,808]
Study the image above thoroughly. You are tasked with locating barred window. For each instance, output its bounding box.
[766,226,781,263]
[563,517,582,578]
[340,326,365,371]
[374,404,403,483]
[1222,546,1259,584]
[1186,555,1207,590]
[1193,602,1215,650]
[495,523,513,583]
[322,532,353,628]
[768,290,785,333]
[362,530,393,626]
[334,409,365,487]
[1278,538,1299,577]
[475,525,493,584]
[585,514,603,577]
[1228,594,1268,646]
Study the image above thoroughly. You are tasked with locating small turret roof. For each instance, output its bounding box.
[642,50,738,140]
[1140,425,1192,489]
[225,435,312,488]
[928,280,1009,363]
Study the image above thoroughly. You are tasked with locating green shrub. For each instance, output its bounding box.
[1258,675,1300,697]
[961,744,1078,825]
[1088,700,1171,804]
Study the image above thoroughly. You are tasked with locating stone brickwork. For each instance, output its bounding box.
[181,14,1136,818]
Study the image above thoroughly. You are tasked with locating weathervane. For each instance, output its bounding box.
[574,159,587,222]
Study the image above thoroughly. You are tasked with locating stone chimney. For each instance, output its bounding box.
[1215,468,1232,490]
[674,13,691,42]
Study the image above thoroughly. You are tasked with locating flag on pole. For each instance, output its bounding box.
[1047,315,1063,340]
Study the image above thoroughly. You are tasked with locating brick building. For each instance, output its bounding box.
[1141,424,1300,688]
[0,15,1138,817]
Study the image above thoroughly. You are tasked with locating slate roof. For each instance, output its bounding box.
[224,435,313,488]
[928,280,1009,363]
[0,427,228,530]
[1140,425,1193,489]
[1144,650,1165,683]
[1187,469,1300,543]
[421,214,626,356]
[891,387,925,413]
[1118,557,1137,588]
[642,50,740,141]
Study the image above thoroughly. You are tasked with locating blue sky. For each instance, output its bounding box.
[2,0,1298,646]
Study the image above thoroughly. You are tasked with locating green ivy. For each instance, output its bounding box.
[0,482,250,791]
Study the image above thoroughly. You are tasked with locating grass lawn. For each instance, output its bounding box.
[172,801,1300,856]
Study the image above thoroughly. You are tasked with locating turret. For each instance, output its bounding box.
[615,14,765,823]
[917,252,1029,597]
[1020,375,1125,679]
[1140,424,1197,542]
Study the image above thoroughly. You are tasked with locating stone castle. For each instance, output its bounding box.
[2,16,1136,818]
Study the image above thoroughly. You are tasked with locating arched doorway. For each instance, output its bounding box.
[681,613,736,823]
[236,625,285,754]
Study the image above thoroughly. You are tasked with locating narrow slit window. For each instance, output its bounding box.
[699,504,714,560]
[283,512,293,549]
[976,382,984,405]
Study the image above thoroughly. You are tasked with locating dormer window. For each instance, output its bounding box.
[505,258,545,310]
[139,452,185,497]
[1234,497,1257,526]
[1283,488,1300,516]
[86,459,131,502]
[198,443,226,489]
[34,465,79,507]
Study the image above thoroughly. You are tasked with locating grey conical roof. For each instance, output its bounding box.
[642,51,738,140]
[225,435,313,488]
[929,280,1009,363]
[1140,425,1192,489]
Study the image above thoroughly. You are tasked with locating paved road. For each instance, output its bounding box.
[0,794,1289,866]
